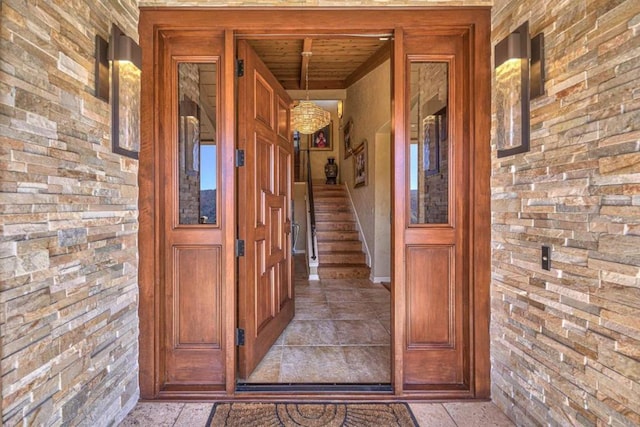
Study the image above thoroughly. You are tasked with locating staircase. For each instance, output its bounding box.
[313,183,370,279]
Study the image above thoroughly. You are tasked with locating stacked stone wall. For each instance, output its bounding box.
[491,0,640,425]
[0,1,140,425]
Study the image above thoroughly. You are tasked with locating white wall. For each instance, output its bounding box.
[342,60,391,281]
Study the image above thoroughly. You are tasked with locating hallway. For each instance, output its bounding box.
[244,255,391,383]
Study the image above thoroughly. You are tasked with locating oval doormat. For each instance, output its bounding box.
[206,402,418,426]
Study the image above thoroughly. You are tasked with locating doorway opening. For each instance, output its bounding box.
[235,36,394,389]
[138,7,491,400]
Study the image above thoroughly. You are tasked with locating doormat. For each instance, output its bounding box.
[206,402,418,426]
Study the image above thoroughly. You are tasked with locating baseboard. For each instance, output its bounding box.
[371,276,391,283]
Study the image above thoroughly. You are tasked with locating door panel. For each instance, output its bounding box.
[159,33,227,388]
[401,34,470,389]
[238,40,294,380]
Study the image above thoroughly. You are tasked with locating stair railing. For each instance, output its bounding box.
[305,149,317,261]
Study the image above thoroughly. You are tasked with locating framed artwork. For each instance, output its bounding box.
[310,122,332,150]
[422,114,439,176]
[353,139,367,188]
[343,117,354,158]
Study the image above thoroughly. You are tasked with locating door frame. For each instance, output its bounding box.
[138,7,491,400]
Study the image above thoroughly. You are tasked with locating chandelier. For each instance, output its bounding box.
[291,51,331,134]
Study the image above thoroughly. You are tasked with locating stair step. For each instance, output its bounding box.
[315,197,349,204]
[316,230,360,241]
[318,240,363,252]
[319,251,366,264]
[316,211,354,222]
[315,205,351,213]
[315,221,357,231]
[318,264,370,279]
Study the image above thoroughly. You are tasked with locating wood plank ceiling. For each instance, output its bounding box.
[246,37,391,90]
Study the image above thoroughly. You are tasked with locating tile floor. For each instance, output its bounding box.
[119,401,516,426]
[244,272,391,383]
[119,258,515,426]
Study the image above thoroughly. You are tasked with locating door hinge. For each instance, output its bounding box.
[236,328,245,346]
[236,59,244,77]
[235,239,245,257]
[235,149,245,167]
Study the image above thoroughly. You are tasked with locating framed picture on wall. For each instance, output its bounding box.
[343,117,354,158]
[353,139,367,188]
[310,122,332,150]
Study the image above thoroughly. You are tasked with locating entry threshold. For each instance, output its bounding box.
[235,383,393,393]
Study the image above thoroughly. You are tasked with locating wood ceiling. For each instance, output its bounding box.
[246,37,391,90]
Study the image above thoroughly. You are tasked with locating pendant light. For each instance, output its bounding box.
[291,51,331,134]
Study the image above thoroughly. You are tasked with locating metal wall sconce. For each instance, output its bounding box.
[337,100,344,119]
[494,21,544,158]
[95,24,142,159]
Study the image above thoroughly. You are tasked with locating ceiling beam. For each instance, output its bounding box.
[344,42,392,88]
[282,79,346,91]
[300,38,313,90]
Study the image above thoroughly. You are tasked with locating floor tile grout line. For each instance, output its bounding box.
[441,403,460,427]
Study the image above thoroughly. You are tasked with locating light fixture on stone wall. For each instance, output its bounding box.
[291,52,331,135]
[95,24,142,159]
[494,21,544,158]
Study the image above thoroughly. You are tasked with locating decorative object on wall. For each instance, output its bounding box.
[324,157,338,185]
[337,100,344,119]
[95,24,142,159]
[343,117,354,158]
[353,140,367,188]
[310,122,332,150]
[494,20,545,158]
[291,51,331,134]
[180,97,200,176]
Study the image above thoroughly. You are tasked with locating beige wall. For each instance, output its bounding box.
[342,60,392,281]
[0,0,140,425]
[490,0,640,425]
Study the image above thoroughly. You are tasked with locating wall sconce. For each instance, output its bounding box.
[95,24,142,159]
[179,98,201,177]
[337,100,344,119]
[494,21,544,158]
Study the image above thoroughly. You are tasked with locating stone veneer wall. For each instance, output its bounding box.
[491,0,640,425]
[0,0,140,425]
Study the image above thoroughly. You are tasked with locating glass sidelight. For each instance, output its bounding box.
[177,63,218,225]
[409,62,449,225]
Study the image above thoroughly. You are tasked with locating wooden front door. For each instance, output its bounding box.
[236,40,294,379]
[139,8,490,399]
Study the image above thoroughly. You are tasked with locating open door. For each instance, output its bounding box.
[237,40,295,379]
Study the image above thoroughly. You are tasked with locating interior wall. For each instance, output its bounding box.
[491,0,640,425]
[373,129,391,280]
[0,0,140,425]
[342,60,391,279]
[294,100,341,183]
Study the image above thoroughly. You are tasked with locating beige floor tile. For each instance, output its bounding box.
[173,403,212,427]
[294,301,332,320]
[335,319,390,345]
[342,346,390,383]
[118,402,184,426]
[443,402,515,427]
[324,288,366,302]
[329,300,379,319]
[280,346,352,383]
[245,346,283,383]
[284,320,339,346]
[409,403,457,427]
